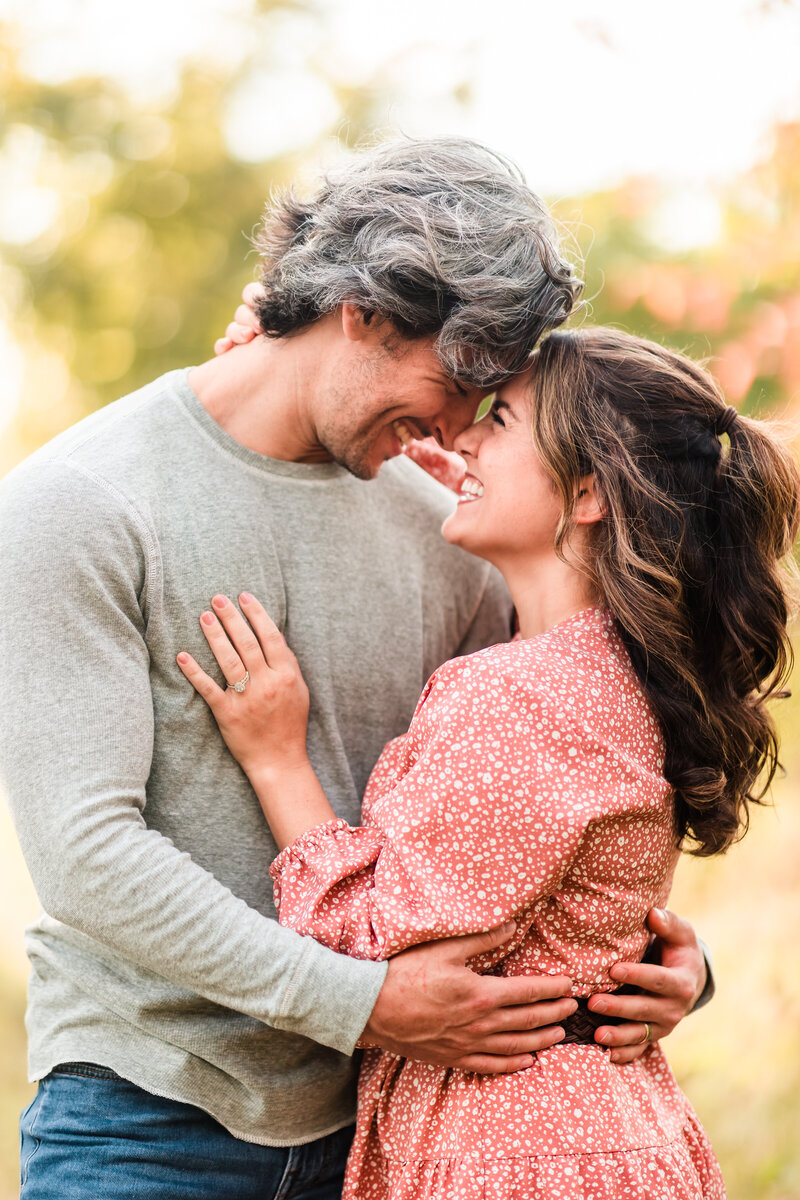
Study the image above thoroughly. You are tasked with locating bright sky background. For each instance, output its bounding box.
[0,0,799,449]
[2,0,799,192]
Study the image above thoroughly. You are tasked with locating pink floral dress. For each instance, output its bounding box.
[270,607,725,1199]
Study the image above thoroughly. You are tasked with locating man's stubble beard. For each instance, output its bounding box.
[318,357,395,481]
[321,423,385,481]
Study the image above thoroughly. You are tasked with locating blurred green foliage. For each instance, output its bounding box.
[0,59,286,462]
[1,17,800,1200]
[0,15,376,470]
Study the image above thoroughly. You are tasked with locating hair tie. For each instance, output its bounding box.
[715,405,739,438]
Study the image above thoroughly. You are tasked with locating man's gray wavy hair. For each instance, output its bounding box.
[253,137,581,387]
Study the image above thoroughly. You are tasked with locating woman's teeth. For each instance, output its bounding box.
[460,477,484,500]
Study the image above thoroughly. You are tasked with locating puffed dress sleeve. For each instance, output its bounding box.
[270,651,592,962]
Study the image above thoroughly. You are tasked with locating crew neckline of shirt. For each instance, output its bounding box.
[171,369,354,483]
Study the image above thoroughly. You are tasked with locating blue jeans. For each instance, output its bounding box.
[20,1064,354,1200]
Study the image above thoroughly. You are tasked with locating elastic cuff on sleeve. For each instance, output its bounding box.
[269,817,352,882]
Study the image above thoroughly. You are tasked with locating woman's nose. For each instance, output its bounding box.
[453,414,488,459]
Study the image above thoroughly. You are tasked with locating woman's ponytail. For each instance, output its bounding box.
[531,327,800,857]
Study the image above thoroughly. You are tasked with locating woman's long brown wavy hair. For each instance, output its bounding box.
[530,327,800,856]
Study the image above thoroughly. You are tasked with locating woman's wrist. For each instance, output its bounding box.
[248,748,311,787]
[247,756,315,801]
[247,758,337,849]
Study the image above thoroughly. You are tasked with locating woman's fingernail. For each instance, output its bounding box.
[612,965,629,981]
[240,592,254,604]
[212,595,226,609]
[652,908,667,922]
[593,997,608,1012]
[201,612,215,626]
[597,1031,611,1045]
[177,653,189,665]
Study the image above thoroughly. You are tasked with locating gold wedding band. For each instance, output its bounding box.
[639,1022,652,1045]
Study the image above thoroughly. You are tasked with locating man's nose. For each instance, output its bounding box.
[432,400,481,450]
[432,424,452,451]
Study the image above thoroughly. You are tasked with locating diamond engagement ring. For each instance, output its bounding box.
[227,671,250,694]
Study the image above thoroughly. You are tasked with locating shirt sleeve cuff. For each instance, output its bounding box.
[269,925,388,1055]
[691,937,716,1013]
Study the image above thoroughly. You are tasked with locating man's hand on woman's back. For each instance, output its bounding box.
[360,923,577,1074]
[362,908,709,1072]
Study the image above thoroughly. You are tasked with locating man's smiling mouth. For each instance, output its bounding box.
[392,419,427,447]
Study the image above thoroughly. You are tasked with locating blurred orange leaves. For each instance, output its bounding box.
[565,121,800,417]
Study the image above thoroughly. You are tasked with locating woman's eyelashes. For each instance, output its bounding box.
[490,401,507,426]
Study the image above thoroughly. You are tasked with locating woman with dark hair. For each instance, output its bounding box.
[178,327,799,1198]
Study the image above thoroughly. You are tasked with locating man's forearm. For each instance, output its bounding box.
[22,801,385,1051]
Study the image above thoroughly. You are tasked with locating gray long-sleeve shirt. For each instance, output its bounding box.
[0,370,512,1145]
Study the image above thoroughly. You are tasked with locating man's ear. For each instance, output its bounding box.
[341,303,385,343]
[573,474,605,525]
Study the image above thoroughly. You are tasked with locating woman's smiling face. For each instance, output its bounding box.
[441,368,565,570]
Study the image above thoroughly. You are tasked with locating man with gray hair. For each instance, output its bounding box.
[0,137,709,1200]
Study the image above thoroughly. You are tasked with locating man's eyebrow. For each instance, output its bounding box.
[492,397,514,416]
